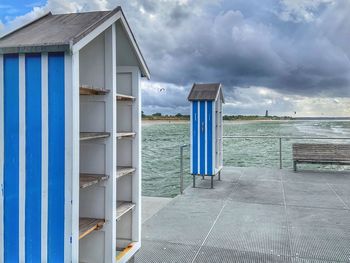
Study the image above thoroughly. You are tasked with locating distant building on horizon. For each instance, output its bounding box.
[265,110,269,117]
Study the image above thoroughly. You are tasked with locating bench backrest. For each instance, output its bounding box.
[293,143,350,161]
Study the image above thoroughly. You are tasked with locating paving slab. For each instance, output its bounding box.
[283,181,346,209]
[135,167,350,263]
[142,196,173,223]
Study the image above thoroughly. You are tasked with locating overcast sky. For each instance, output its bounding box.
[1,0,350,117]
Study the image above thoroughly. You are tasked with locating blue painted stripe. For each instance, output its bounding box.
[200,101,205,175]
[3,54,20,262]
[192,102,198,174]
[48,52,65,262]
[25,53,42,262]
[207,101,213,175]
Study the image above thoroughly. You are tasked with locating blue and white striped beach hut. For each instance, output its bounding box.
[188,83,224,188]
[0,6,149,263]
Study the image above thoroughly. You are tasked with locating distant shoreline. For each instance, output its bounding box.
[142,119,189,125]
[141,116,291,122]
[141,119,293,125]
[142,118,350,125]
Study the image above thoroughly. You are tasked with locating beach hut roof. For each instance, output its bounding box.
[0,7,150,78]
[188,83,224,102]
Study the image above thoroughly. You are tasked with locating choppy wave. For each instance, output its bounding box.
[142,120,350,197]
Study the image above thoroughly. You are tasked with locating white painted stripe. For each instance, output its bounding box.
[197,102,200,174]
[70,52,80,263]
[190,102,192,174]
[204,101,207,175]
[65,53,75,263]
[0,54,4,263]
[220,99,223,167]
[41,53,48,263]
[104,27,117,261]
[212,102,215,174]
[18,54,25,262]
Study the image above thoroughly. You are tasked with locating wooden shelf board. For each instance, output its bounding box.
[80,174,109,189]
[116,201,135,220]
[117,93,135,101]
[79,218,105,239]
[117,132,136,139]
[80,86,109,95]
[117,166,135,179]
[80,132,110,141]
[116,242,137,261]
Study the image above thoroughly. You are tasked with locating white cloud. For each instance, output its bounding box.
[142,82,350,117]
[1,0,349,116]
[224,86,350,117]
[1,6,48,36]
[278,0,334,22]
[318,0,350,58]
[0,0,110,36]
[141,80,190,115]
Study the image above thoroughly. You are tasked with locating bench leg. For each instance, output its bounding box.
[293,161,297,172]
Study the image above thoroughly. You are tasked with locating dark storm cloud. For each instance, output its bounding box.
[117,0,350,99]
[3,0,348,114]
[167,6,190,27]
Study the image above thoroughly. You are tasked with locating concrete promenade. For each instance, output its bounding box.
[137,167,350,262]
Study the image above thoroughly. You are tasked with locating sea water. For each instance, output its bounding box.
[142,120,350,197]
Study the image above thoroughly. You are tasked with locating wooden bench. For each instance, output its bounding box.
[292,143,350,171]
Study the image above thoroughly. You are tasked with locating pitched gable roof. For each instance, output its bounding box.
[188,83,224,102]
[0,7,150,78]
[0,9,119,51]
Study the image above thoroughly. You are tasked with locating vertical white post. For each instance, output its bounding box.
[70,51,80,262]
[204,101,207,175]
[190,101,192,174]
[18,54,26,263]
[104,24,117,262]
[0,54,4,263]
[221,99,223,168]
[220,98,223,168]
[65,52,73,262]
[41,53,48,263]
[197,102,200,174]
[212,100,215,174]
[131,67,141,243]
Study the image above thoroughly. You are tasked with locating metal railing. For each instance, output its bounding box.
[223,135,350,169]
[179,136,350,194]
[179,144,190,194]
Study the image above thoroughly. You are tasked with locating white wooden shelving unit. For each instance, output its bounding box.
[115,65,141,262]
[78,26,116,263]
[77,18,145,263]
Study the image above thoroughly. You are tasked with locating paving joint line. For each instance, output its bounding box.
[190,201,227,263]
[281,180,293,257]
[327,183,349,210]
[190,171,244,263]
[286,203,350,211]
